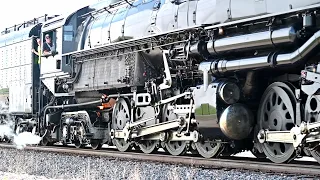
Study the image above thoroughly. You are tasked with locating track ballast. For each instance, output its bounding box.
[0,144,318,178]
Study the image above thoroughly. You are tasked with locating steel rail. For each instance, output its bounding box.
[0,144,319,177]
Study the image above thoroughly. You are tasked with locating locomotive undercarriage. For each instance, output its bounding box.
[59,110,110,149]
[110,93,200,155]
[42,47,251,158]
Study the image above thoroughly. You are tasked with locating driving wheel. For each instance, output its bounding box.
[139,140,159,154]
[257,82,297,163]
[304,95,320,164]
[112,98,132,152]
[195,139,223,158]
[91,140,103,150]
[162,104,188,156]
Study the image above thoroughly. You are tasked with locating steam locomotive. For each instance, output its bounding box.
[2,0,320,164]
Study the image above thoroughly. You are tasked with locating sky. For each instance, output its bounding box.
[0,0,100,31]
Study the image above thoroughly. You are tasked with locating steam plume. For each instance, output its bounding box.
[0,115,42,149]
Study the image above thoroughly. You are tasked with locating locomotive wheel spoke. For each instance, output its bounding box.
[250,146,267,159]
[195,140,222,158]
[74,140,85,148]
[40,131,53,146]
[257,82,297,163]
[305,95,320,163]
[74,123,86,148]
[112,98,132,152]
[310,147,320,164]
[138,140,159,154]
[40,137,50,146]
[162,104,188,155]
[91,140,103,150]
[164,140,188,156]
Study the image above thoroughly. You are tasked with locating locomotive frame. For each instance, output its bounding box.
[2,0,320,164]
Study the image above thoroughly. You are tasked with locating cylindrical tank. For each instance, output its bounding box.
[189,26,297,56]
[219,103,254,140]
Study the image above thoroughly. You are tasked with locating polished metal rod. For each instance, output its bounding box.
[198,30,320,74]
[189,26,297,56]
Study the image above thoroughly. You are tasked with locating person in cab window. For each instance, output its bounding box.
[43,34,53,55]
[32,38,42,64]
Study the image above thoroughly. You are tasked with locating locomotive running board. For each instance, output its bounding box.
[257,121,320,147]
[110,118,197,142]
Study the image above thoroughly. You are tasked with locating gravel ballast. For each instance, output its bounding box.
[0,147,309,180]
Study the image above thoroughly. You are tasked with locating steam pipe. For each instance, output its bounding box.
[199,30,320,74]
[43,99,102,127]
[210,26,297,54]
[189,26,298,56]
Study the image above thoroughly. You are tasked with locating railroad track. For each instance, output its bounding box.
[0,144,319,178]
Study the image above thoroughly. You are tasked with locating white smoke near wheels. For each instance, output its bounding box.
[14,132,42,149]
[0,116,42,150]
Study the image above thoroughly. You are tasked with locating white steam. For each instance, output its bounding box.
[14,132,42,149]
[0,117,42,150]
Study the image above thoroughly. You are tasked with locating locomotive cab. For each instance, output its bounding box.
[40,7,92,95]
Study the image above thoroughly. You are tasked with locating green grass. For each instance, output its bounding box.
[195,103,217,115]
[0,88,9,95]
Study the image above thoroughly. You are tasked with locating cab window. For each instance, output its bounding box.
[42,31,56,56]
